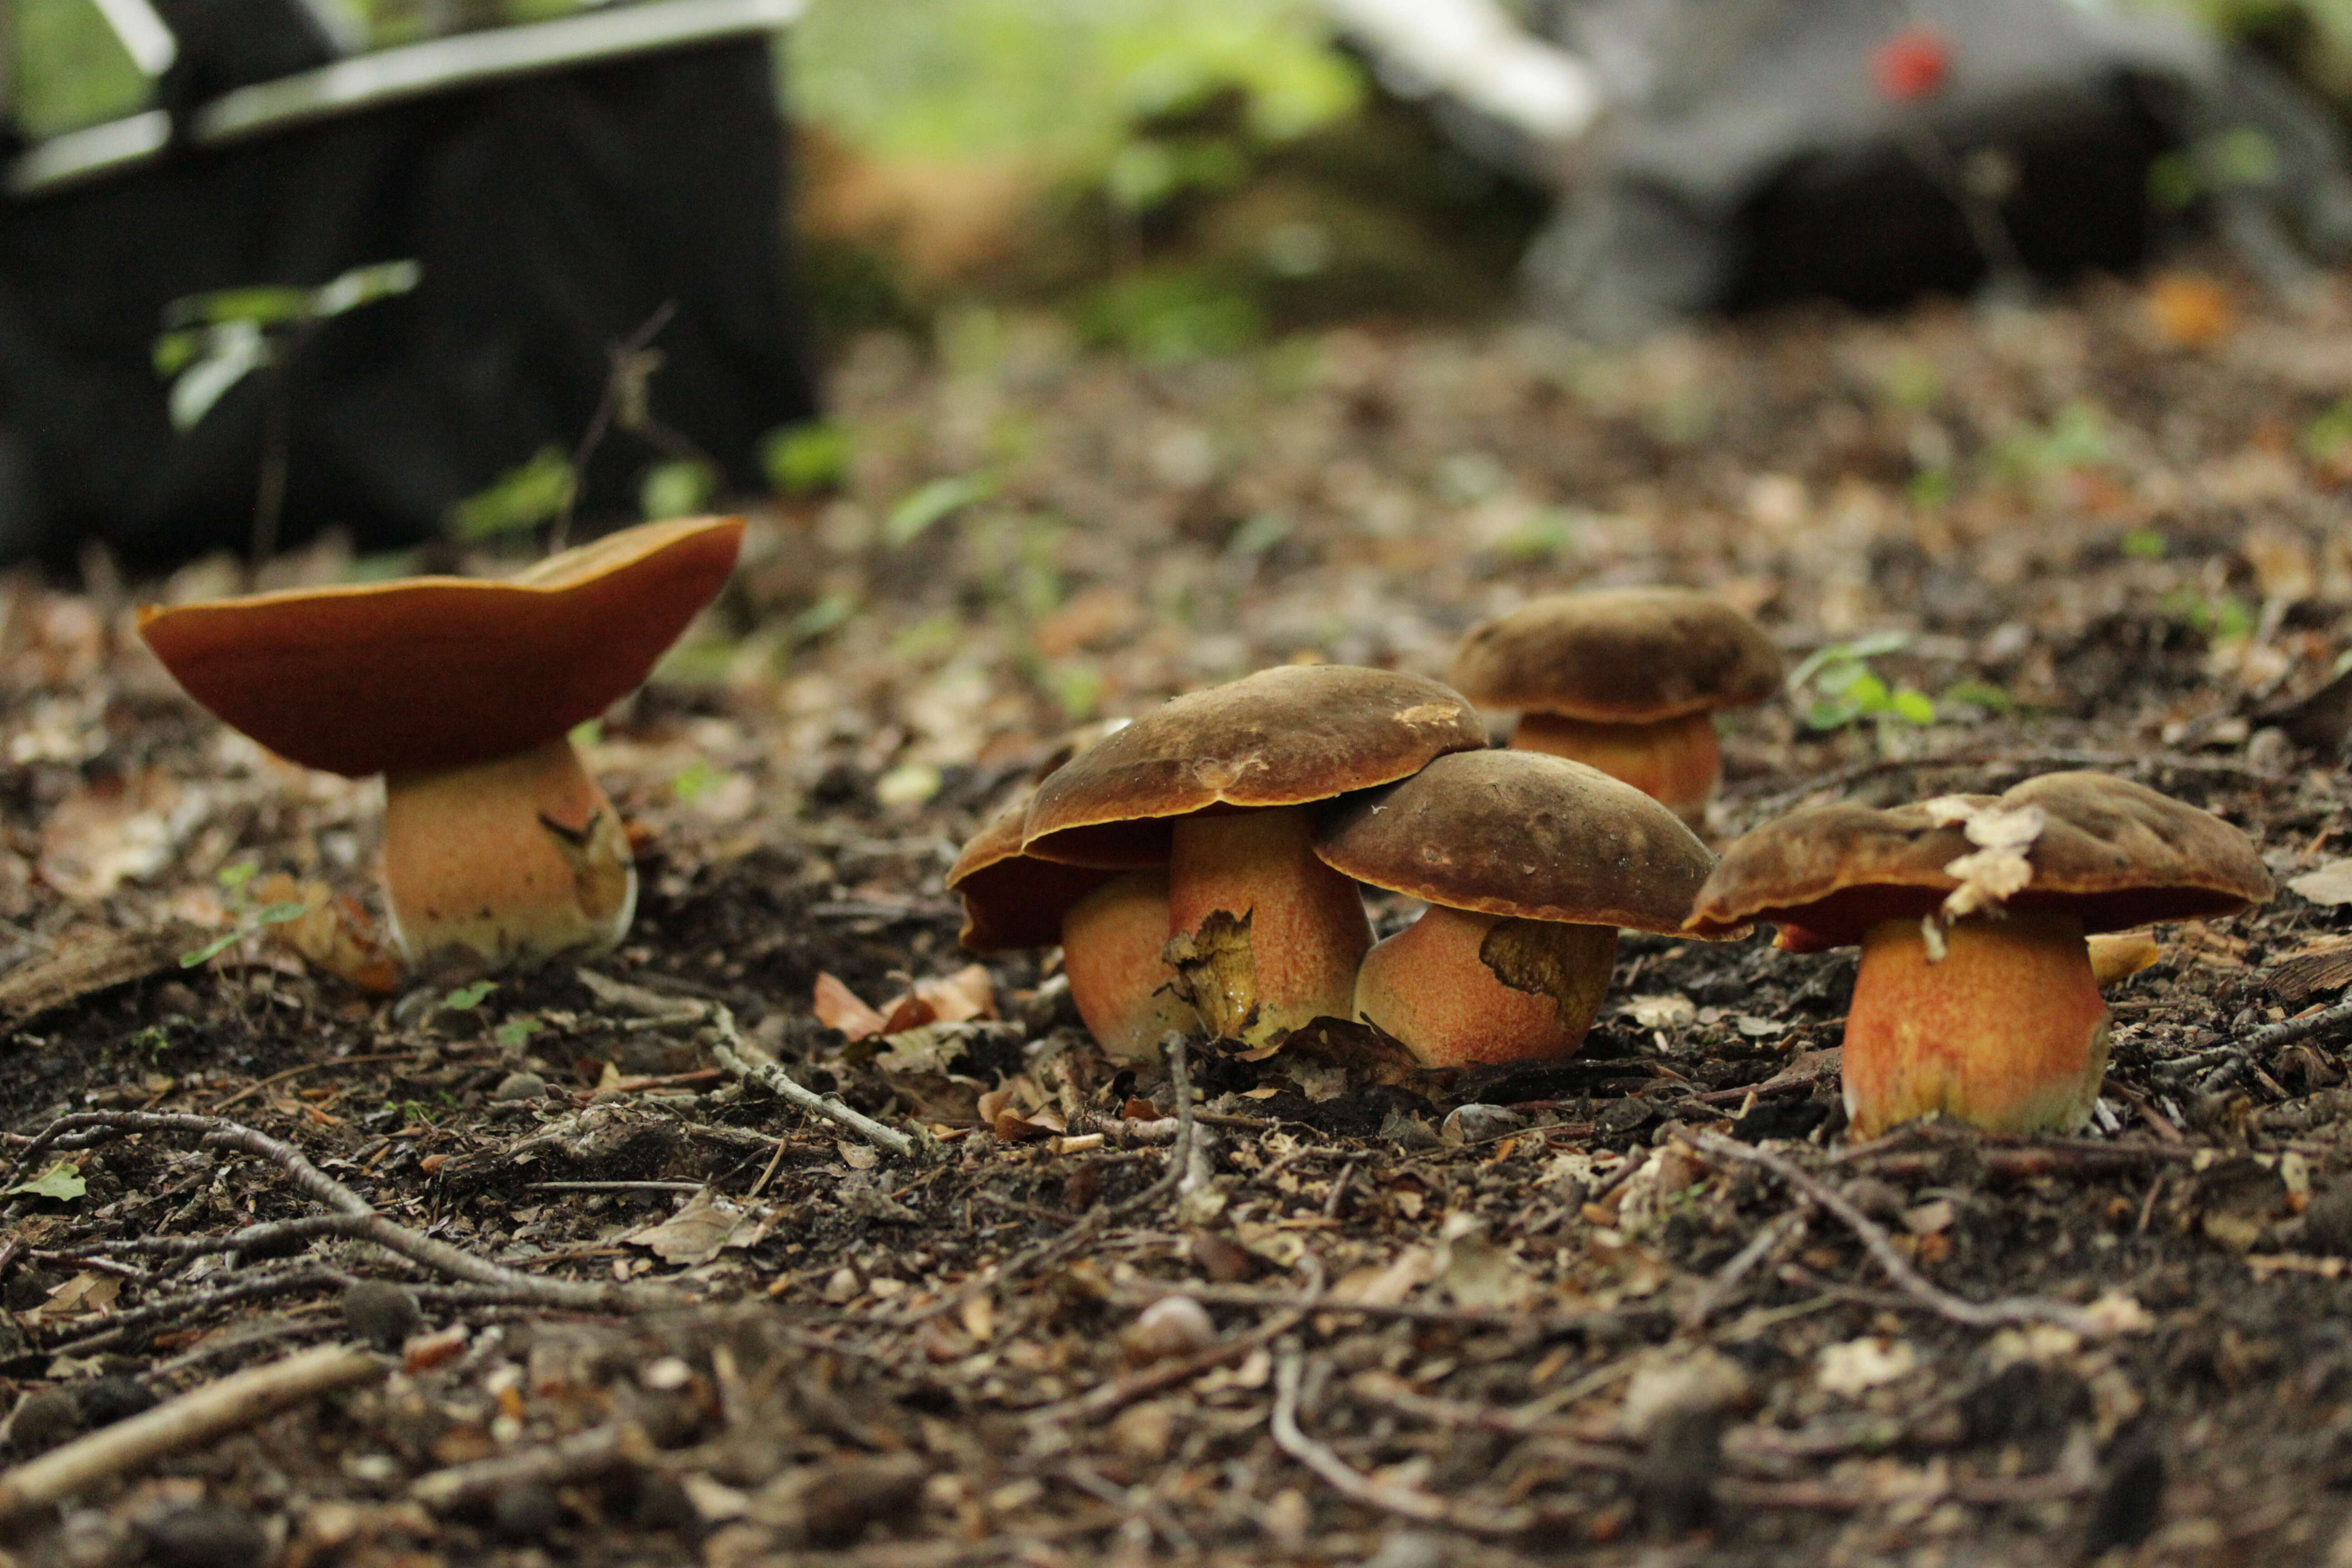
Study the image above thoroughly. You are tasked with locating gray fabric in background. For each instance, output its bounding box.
[1504,0,2352,338]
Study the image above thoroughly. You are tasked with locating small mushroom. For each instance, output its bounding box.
[1448,588,1782,827]
[1314,750,1715,1066]
[138,516,744,970]
[1019,665,1487,1044]
[947,793,1189,1060]
[1687,772,2273,1137]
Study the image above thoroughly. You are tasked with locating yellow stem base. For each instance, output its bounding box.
[1842,912,2110,1139]
[382,737,635,970]
[1063,870,1193,1062]
[1167,807,1371,1044]
[1355,906,1615,1068]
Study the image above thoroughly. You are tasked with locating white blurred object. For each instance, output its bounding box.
[1323,0,1606,145]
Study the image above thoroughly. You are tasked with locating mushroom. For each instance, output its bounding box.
[1686,772,2273,1137]
[1314,750,1716,1066]
[947,794,1191,1060]
[1448,588,1782,826]
[1020,664,1488,1044]
[137,515,745,970]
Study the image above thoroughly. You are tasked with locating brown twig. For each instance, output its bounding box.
[0,1343,385,1520]
[15,1112,660,1314]
[1681,1132,2110,1335]
[210,1054,412,1113]
[1270,1346,1533,1536]
[411,1421,652,1510]
[708,1005,926,1161]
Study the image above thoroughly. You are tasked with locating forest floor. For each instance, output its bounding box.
[7,269,2352,1567]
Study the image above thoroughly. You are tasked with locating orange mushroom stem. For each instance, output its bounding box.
[1354,905,1617,1067]
[381,736,636,968]
[1060,869,1192,1061]
[1509,711,1721,827]
[1166,807,1372,1044]
[1841,911,2110,1139]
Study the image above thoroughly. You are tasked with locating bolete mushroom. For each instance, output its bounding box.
[947,794,1191,1060]
[1021,664,1487,1044]
[1448,588,1781,826]
[138,515,745,970]
[1686,772,2273,1137]
[1314,750,1716,1066]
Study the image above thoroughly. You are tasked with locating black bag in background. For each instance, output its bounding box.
[0,29,819,567]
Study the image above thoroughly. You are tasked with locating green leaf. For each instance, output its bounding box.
[1845,672,1892,710]
[790,592,860,642]
[1805,699,1861,732]
[8,1162,84,1201]
[179,932,243,968]
[494,1017,544,1046]
[1940,679,2014,713]
[671,758,720,804]
[2120,529,2166,560]
[217,862,260,891]
[763,422,852,494]
[1888,688,1938,725]
[884,475,995,548]
[447,446,575,541]
[640,459,716,521]
[441,981,496,1011]
[253,902,308,927]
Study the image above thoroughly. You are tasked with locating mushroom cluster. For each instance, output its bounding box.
[139,515,745,973]
[951,662,1717,1067]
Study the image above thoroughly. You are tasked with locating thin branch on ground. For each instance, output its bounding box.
[1271,1345,1532,1536]
[707,1005,926,1161]
[0,1343,386,1520]
[1682,1131,2112,1335]
[2158,995,2352,1093]
[1683,1210,1806,1329]
[412,1421,652,1510]
[1110,1278,1651,1338]
[40,1263,347,1358]
[14,1111,662,1314]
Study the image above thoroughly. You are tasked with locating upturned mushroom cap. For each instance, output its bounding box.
[1687,771,2274,945]
[1314,749,1716,933]
[947,796,1131,951]
[137,515,745,778]
[1448,587,1783,723]
[1021,665,1487,866]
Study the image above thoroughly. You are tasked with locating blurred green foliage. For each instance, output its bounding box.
[792,0,1358,173]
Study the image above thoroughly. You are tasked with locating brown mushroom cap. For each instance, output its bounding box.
[1686,771,2275,944]
[1314,749,1716,933]
[1448,587,1783,723]
[948,797,1131,951]
[137,515,745,778]
[1021,665,1487,866]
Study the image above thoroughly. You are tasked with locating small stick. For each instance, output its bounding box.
[412,1421,651,1510]
[210,1054,413,1113]
[1026,1305,1309,1426]
[1682,1210,1804,1329]
[0,1343,384,1520]
[1681,1132,2109,1335]
[2166,997,2352,1093]
[707,1006,924,1161]
[15,1112,660,1313]
[1109,1280,1647,1338]
[1271,1347,1530,1536]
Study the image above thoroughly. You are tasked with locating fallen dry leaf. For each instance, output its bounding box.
[914,963,997,1023]
[253,874,403,993]
[2289,859,2352,907]
[627,1189,744,1268]
[813,972,891,1040]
